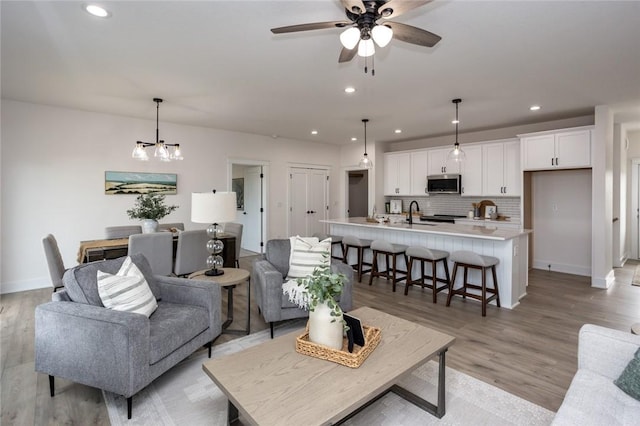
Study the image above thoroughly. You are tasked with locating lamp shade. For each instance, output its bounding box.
[357,38,375,57]
[191,191,237,224]
[371,24,393,47]
[340,27,360,50]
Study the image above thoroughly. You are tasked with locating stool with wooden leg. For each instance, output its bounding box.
[368,240,409,292]
[313,232,344,261]
[404,247,450,303]
[342,235,373,283]
[446,251,500,317]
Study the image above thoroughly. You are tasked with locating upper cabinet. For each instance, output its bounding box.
[410,151,429,195]
[427,148,461,175]
[520,126,592,171]
[384,152,411,195]
[482,140,520,196]
[460,145,483,196]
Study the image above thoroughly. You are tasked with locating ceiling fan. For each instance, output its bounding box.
[270,0,441,65]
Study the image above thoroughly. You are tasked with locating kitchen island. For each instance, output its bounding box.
[322,217,531,309]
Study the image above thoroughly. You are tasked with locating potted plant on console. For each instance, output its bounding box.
[283,254,347,350]
[127,193,178,233]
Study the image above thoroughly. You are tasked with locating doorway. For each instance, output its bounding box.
[630,159,640,259]
[347,170,369,217]
[230,161,268,255]
[288,166,329,237]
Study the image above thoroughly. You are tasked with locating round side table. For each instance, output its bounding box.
[189,268,250,335]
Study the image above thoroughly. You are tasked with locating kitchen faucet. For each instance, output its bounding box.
[408,200,420,225]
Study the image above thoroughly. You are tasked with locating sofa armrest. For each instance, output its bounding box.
[35,301,149,397]
[331,260,354,311]
[155,275,222,336]
[252,259,285,322]
[578,324,640,380]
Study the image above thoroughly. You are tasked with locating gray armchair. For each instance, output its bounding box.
[34,253,222,419]
[252,239,353,338]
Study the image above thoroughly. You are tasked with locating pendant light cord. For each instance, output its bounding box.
[362,118,369,154]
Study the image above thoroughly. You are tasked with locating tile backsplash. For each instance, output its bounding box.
[383,195,521,219]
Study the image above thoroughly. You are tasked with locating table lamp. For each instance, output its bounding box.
[191,190,237,276]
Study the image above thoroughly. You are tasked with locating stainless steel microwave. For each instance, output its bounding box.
[426,174,461,194]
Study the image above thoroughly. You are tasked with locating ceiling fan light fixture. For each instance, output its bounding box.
[357,39,375,57]
[340,27,360,50]
[371,25,393,48]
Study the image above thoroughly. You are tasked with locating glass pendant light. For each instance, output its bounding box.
[447,98,466,162]
[358,119,373,169]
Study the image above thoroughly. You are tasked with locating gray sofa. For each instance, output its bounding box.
[252,239,354,338]
[552,324,640,425]
[34,253,222,419]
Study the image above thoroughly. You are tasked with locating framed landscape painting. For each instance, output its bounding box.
[105,171,177,195]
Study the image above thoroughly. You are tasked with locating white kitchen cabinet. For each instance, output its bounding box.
[384,152,411,195]
[410,150,429,195]
[427,147,461,175]
[483,140,520,196]
[520,127,592,170]
[460,145,482,196]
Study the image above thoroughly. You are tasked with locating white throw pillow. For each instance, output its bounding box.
[97,256,158,317]
[286,235,331,280]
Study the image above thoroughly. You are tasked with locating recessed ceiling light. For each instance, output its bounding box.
[351,137,358,141]
[84,4,111,18]
[451,119,460,124]
[311,130,318,135]
[530,105,541,111]
[394,129,402,134]
[344,87,356,94]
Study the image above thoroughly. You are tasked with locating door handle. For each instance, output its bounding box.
[243,212,247,215]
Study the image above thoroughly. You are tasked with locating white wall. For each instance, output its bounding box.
[0,100,357,293]
[531,169,592,276]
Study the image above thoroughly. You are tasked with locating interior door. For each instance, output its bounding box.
[243,166,263,253]
[289,167,329,237]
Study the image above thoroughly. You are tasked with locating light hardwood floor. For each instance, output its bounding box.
[2,257,640,424]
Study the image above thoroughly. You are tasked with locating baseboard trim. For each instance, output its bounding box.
[532,260,591,277]
[1,277,50,294]
[591,269,615,289]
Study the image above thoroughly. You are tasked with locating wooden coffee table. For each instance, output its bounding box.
[202,306,455,425]
[189,268,250,335]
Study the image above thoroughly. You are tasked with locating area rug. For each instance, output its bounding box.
[633,263,640,286]
[104,324,555,426]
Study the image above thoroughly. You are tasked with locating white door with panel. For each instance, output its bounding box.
[384,152,411,195]
[483,141,521,196]
[460,145,482,196]
[427,147,461,175]
[289,167,328,237]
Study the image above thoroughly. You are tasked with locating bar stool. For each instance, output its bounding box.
[342,235,373,283]
[313,232,344,261]
[404,246,450,303]
[446,251,500,317]
[368,240,409,292]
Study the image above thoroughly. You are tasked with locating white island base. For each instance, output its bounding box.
[324,218,531,310]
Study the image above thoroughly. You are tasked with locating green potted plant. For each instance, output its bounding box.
[126,193,178,233]
[283,253,347,350]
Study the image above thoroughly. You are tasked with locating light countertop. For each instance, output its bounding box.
[323,217,531,241]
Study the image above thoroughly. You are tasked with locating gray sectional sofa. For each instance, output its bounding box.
[34,253,222,419]
[552,324,640,425]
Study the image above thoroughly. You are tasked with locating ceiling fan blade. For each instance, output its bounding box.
[378,0,433,20]
[385,21,441,47]
[338,47,358,63]
[340,0,367,15]
[271,21,350,34]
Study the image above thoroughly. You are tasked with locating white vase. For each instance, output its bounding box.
[141,219,158,233]
[308,301,344,350]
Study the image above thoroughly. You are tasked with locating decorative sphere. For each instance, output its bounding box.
[206,254,223,269]
[207,224,223,238]
[206,239,224,254]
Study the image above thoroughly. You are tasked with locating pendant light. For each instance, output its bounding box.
[358,118,373,169]
[132,98,184,162]
[447,98,465,162]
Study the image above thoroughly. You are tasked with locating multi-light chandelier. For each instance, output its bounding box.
[131,98,183,162]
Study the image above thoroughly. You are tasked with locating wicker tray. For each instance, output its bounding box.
[295,325,381,368]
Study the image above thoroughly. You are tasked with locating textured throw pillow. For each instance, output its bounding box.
[97,256,158,318]
[614,348,640,401]
[286,236,331,280]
